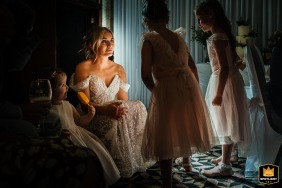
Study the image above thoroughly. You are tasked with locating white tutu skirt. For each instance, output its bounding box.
[205,71,251,156]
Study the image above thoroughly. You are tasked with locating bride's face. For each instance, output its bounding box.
[97,31,114,57]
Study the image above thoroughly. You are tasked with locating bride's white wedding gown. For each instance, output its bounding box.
[70,74,155,178]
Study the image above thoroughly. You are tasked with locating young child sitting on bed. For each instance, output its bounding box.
[45,68,120,186]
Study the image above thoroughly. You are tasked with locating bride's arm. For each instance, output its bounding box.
[116,64,128,100]
[74,64,125,120]
[76,86,125,120]
[73,61,126,120]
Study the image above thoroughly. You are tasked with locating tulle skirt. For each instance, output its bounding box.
[142,73,217,160]
[205,71,251,157]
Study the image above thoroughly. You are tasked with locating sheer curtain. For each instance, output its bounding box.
[112,0,282,107]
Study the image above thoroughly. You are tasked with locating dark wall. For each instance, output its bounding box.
[4,0,101,104]
[4,0,56,103]
[56,0,101,105]
[56,4,87,106]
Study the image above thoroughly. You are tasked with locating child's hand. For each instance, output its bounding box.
[87,105,96,118]
[212,95,222,106]
[236,62,246,70]
[235,59,246,70]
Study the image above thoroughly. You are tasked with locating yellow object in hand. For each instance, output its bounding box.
[77,92,90,105]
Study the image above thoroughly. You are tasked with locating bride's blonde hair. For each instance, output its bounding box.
[79,26,113,61]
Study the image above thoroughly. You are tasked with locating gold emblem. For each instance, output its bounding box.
[263,167,274,177]
[259,164,279,185]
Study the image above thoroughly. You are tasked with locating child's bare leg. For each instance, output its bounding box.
[182,157,192,172]
[160,159,172,188]
[211,144,238,164]
[221,143,234,164]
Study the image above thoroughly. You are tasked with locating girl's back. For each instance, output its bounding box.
[159,30,179,53]
[142,31,188,78]
[141,30,216,160]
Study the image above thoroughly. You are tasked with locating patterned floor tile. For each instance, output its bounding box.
[109,146,265,188]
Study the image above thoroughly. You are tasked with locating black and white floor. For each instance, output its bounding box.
[110,145,268,188]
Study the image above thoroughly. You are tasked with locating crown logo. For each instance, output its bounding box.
[263,166,274,177]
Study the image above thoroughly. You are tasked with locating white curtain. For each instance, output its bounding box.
[112,0,282,107]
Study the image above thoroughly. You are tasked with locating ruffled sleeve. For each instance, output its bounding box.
[69,73,92,92]
[174,27,186,38]
[140,32,156,47]
[120,79,130,92]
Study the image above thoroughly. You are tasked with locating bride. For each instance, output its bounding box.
[69,26,155,178]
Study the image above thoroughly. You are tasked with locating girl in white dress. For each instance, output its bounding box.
[69,26,155,178]
[195,0,250,177]
[47,69,120,185]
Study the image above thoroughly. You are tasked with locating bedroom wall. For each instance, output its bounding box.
[108,0,281,106]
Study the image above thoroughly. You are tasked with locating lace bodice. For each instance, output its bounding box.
[69,74,130,104]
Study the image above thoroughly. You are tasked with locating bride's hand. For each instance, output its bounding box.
[105,102,127,120]
[115,105,128,121]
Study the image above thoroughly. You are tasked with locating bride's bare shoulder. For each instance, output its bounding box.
[74,59,93,82]
[75,59,92,72]
[112,61,126,81]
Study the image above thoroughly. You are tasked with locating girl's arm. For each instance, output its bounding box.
[72,104,95,127]
[213,40,229,106]
[141,40,155,92]
[116,65,128,100]
[188,54,199,82]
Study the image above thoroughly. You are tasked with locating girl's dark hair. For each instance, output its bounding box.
[142,0,169,22]
[195,0,238,61]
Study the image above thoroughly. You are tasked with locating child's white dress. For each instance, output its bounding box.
[141,31,216,160]
[205,33,250,156]
[50,101,120,185]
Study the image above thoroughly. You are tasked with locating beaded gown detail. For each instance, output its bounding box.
[205,33,250,156]
[70,74,155,178]
[140,31,216,160]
